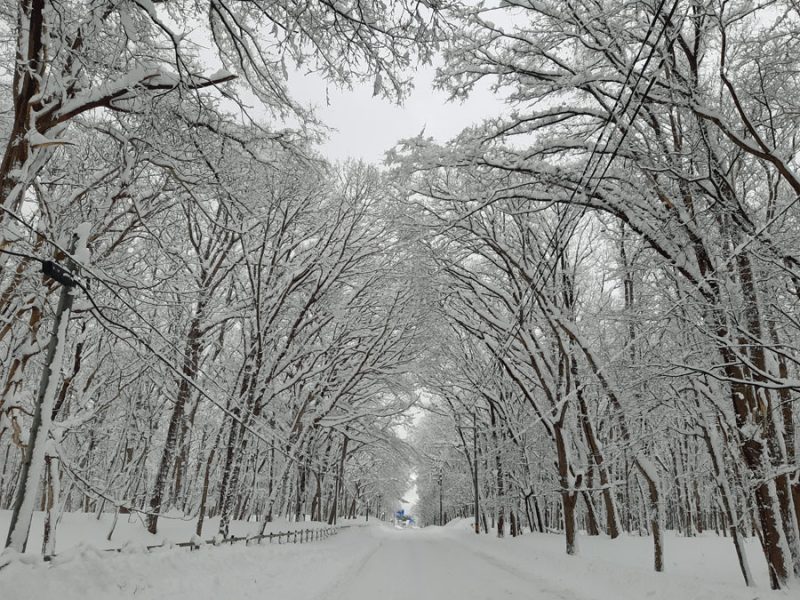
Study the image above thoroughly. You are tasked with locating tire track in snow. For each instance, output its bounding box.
[322,527,584,599]
[447,535,585,600]
[315,532,385,600]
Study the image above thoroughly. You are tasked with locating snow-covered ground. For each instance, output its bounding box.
[0,514,791,599]
[434,518,782,599]
[0,509,338,555]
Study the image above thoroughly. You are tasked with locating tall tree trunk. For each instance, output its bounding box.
[5,271,74,552]
[696,402,754,587]
[148,312,203,534]
[195,427,223,537]
[327,435,348,526]
[554,425,578,555]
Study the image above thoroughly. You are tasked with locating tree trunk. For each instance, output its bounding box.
[195,429,221,537]
[41,452,59,556]
[148,312,203,534]
[5,273,74,552]
[635,457,664,572]
[327,435,348,526]
[554,425,578,555]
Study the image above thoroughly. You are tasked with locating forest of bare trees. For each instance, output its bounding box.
[1,0,799,594]
[0,0,437,559]
[402,0,800,591]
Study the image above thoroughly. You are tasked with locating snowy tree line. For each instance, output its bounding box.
[0,0,439,559]
[1,0,799,594]
[399,0,800,591]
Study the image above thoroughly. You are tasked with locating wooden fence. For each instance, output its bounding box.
[42,525,339,562]
[153,525,339,552]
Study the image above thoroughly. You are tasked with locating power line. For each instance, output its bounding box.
[0,205,315,462]
[483,0,683,365]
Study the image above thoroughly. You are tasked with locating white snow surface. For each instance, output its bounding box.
[0,514,790,599]
[0,509,335,555]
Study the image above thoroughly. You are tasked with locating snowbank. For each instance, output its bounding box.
[1,524,379,600]
[436,519,785,599]
[0,510,350,555]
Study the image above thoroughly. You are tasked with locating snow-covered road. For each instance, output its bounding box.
[326,527,566,600]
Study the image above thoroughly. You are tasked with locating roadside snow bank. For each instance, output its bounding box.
[1,522,379,600]
[438,520,785,599]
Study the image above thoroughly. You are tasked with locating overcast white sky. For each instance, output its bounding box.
[286,64,505,163]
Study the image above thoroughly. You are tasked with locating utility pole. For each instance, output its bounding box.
[473,409,480,534]
[438,468,443,526]
[5,235,79,551]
